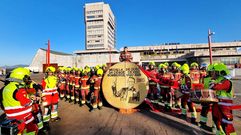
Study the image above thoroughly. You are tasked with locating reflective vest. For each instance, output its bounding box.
[75,76,81,88]
[81,75,90,90]
[90,75,102,90]
[43,76,58,96]
[203,77,212,89]
[215,76,233,99]
[2,82,32,119]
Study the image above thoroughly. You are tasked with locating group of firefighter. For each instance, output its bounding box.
[0,66,65,135]
[56,65,107,110]
[145,61,236,135]
[0,60,237,135]
[0,64,107,135]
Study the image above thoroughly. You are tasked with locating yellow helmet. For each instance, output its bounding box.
[46,66,56,73]
[10,67,31,80]
[164,62,169,66]
[149,61,155,66]
[181,64,189,74]
[58,67,65,71]
[214,63,230,75]
[95,65,100,70]
[176,64,181,69]
[190,62,199,67]
[158,64,167,69]
[97,69,104,76]
[171,62,178,67]
[78,67,83,72]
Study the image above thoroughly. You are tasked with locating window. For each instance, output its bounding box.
[221,57,239,65]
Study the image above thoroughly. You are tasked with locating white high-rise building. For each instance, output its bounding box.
[84,2,116,50]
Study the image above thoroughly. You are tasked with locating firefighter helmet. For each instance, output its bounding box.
[213,63,230,75]
[10,67,31,81]
[181,64,189,74]
[97,69,104,76]
[164,62,169,66]
[46,66,56,73]
[158,64,167,69]
[149,61,155,66]
[190,62,199,67]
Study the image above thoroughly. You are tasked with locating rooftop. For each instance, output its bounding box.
[40,48,72,56]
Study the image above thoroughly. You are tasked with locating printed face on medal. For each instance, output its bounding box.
[102,62,149,109]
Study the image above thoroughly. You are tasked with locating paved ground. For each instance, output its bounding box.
[0,73,241,135]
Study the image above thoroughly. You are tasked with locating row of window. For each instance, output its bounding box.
[86,10,103,14]
[87,20,103,25]
[87,25,104,29]
[87,39,104,43]
[87,15,103,19]
[87,29,104,34]
[221,57,239,65]
[87,44,104,48]
[87,34,103,38]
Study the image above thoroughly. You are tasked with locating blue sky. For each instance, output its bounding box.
[0,0,241,66]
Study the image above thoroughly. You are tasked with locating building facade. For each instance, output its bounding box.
[124,41,241,67]
[30,41,241,72]
[84,2,116,50]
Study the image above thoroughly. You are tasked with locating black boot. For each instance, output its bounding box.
[43,122,50,131]
[191,118,199,126]
[199,122,212,132]
[51,117,61,122]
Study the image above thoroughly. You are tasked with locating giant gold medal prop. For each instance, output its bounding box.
[102,62,149,109]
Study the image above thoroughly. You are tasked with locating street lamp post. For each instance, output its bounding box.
[208,29,215,64]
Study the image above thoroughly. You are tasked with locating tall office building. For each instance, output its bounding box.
[84,2,116,50]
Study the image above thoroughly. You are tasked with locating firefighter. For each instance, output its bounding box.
[159,63,174,111]
[42,66,60,130]
[179,64,197,125]
[147,61,158,101]
[200,64,207,84]
[65,67,71,101]
[199,64,215,131]
[69,67,77,103]
[171,62,182,108]
[157,64,165,102]
[210,63,236,135]
[58,67,67,100]
[74,68,82,104]
[119,46,133,62]
[90,68,104,111]
[26,80,44,132]
[190,62,200,88]
[80,67,91,106]
[2,67,38,134]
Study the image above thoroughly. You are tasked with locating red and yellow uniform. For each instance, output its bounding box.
[74,68,82,104]
[26,81,44,131]
[80,69,90,105]
[211,63,236,135]
[147,61,158,100]
[180,64,197,124]
[42,66,60,124]
[2,67,38,134]
[69,68,76,102]
[57,67,67,99]
[90,69,103,110]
